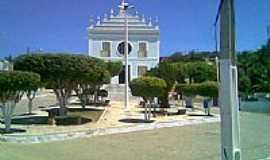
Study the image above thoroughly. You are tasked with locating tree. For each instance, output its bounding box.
[146,62,178,107]
[238,75,252,98]
[25,76,41,114]
[184,62,217,83]
[238,40,270,94]
[0,71,40,132]
[175,84,199,97]
[130,76,167,121]
[175,81,218,98]
[168,51,218,63]
[14,53,106,115]
[75,67,111,108]
[146,61,216,107]
[175,81,218,115]
[75,60,122,108]
[174,62,186,83]
[197,81,219,97]
[106,61,123,77]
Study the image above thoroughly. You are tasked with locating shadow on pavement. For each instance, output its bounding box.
[119,118,155,124]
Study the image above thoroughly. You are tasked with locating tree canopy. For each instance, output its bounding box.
[145,61,217,107]
[130,76,167,121]
[0,71,40,102]
[175,81,218,97]
[14,53,111,115]
[106,61,123,77]
[238,40,270,94]
[130,76,167,100]
[14,54,105,85]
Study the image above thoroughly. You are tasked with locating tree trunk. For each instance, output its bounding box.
[54,89,70,116]
[26,90,36,114]
[28,99,33,114]
[59,97,66,116]
[208,106,211,116]
[144,101,148,120]
[94,89,99,105]
[159,88,169,108]
[82,94,87,109]
[1,101,16,133]
[147,100,151,121]
[153,103,157,118]
[75,87,87,108]
[4,114,11,132]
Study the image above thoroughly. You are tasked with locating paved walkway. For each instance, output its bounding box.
[0,87,221,143]
[0,114,220,144]
[0,98,220,144]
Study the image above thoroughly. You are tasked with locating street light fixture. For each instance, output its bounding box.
[119,0,134,111]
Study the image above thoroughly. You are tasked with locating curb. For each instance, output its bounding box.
[0,117,220,144]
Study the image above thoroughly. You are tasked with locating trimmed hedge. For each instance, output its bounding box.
[14,54,107,84]
[0,71,40,101]
[176,81,218,97]
[130,76,167,99]
[175,84,199,97]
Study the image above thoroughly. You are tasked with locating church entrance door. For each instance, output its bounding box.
[119,65,130,84]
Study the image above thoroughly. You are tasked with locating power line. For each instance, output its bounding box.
[214,0,225,27]
[213,0,225,54]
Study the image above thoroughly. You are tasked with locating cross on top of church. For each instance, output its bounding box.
[118,0,133,16]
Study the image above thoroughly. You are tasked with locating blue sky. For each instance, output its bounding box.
[0,0,269,58]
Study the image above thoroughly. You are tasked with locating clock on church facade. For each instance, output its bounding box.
[88,3,160,84]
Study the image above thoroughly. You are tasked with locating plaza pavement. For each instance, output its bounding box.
[0,94,220,143]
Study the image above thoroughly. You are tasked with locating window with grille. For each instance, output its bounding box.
[138,42,147,57]
[138,66,148,77]
[101,42,111,57]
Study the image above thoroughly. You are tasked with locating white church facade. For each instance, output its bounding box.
[88,3,160,84]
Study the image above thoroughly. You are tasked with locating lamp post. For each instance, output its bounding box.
[119,0,134,111]
[219,0,241,159]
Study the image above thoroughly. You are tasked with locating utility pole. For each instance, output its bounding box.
[119,0,133,111]
[220,0,241,160]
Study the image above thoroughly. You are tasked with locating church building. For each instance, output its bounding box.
[88,2,160,84]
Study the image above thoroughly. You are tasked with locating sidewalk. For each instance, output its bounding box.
[0,94,220,143]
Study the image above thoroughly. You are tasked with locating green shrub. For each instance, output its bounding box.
[130,76,167,121]
[176,81,218,97]
[130,76,167,99]
[0,71,40,102]
[175,84,199,97]
[197,81,218,97]
[106,61,123,77]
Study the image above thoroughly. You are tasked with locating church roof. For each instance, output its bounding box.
[88,5,160,36]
